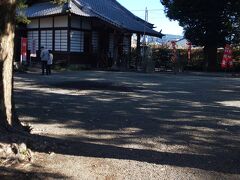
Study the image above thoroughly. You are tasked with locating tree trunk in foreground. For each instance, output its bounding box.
[204,45,218,72]
[0,0,22,130]
[204,22,218,72]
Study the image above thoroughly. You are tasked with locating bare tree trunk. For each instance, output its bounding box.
[204,16,218,72]
[0,0,22,130]
[204,45,218,72]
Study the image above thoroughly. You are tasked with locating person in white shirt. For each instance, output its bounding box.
[47,51,53,75]
[40,46,49,75]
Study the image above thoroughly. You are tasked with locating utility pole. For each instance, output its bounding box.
[143,7,148,45]
[143,7,149,72]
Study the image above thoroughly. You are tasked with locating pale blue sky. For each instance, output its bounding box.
[117,0,184,35]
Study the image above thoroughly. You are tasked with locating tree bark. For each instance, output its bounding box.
[204,20,218,72]
[0,0,22,130]
[204,45,218,72]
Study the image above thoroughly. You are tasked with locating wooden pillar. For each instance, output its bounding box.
[136,33,141,69]
[128,34,132,69]
[67,13,71,64]
[112,30,119,69]
[38,18,41,60]
[128,34,132,53]
[52,16,55,52]
[38,18,41,50]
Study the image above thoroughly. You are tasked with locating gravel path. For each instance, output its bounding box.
[14,71,240,179]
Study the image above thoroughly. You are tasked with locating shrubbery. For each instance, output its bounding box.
[149,45,240,72]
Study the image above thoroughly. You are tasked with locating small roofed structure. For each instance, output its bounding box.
[21,0,163,68]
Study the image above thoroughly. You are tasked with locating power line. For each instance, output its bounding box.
[131,9,164,12]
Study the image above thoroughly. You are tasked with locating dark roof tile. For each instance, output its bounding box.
[24,0,162,37]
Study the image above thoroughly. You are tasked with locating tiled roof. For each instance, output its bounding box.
[69,0,93,17]
[24,2,67,17]
[24,0,162,37]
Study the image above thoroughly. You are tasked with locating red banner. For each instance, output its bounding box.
[221,44,233,69]
[21,37,27,64]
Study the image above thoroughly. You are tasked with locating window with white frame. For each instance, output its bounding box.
[70,30,84,52]
[27,31,39,51]
[41,30,52,50]
[55,30,68,51]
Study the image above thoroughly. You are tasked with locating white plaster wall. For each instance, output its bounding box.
[82,20,91,30]
[54,16,68,27]
[27,19,38,29]
[40,17,53,28]
[71,16,81,28]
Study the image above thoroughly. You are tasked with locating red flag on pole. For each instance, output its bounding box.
[221,44,233,69]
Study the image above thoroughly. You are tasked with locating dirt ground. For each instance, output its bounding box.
[3,70,240,179]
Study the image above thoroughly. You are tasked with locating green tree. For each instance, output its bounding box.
[161,0,240,71]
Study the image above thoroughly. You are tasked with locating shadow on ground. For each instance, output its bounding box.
[0,166,67,179]
[12,71,240,175]
[0,132,68,179]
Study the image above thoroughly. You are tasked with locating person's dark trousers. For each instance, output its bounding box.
[46,65,51,75]
[41,61,47,75]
